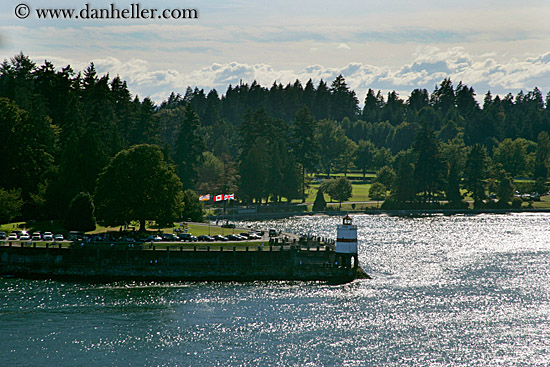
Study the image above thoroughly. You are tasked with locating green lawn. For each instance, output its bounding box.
[304,182,374,203]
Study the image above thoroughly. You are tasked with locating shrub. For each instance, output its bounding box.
[511,197,523,209]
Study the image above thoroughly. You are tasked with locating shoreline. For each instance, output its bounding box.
[212,208,550,221]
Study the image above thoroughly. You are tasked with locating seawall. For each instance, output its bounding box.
[0,242,360,283]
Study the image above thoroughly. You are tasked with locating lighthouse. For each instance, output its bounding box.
[336,215,358,269]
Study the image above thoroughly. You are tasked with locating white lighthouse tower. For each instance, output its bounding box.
[335,215,358,268]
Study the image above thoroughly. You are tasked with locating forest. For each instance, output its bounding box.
[1,52,550,227]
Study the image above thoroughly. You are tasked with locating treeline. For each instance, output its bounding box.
[1,52,550,225]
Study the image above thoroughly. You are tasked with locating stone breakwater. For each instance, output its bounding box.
[0,242,367,283]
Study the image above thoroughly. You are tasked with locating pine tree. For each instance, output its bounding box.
[174,105,206,190]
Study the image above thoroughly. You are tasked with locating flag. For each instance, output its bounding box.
[199,194,210,201]
[224,194,235,200]
[213,194,223,202]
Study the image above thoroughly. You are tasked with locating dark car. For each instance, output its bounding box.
[221,223,235,229]
[162,233,179,241]
[226,234,245,241]
[178,233,197,242]
[213,235,228,242]
[0,232,7,240]
[197,235,214,242]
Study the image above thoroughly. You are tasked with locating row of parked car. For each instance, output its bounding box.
[0,230,264,243]
[0,230,65,242]
[146,232,263,243]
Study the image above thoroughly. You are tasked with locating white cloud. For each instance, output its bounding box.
[61,48,548,104]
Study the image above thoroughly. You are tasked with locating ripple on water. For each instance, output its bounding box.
[2,213,550,366]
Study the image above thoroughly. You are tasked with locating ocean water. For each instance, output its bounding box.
[1,213,550,366]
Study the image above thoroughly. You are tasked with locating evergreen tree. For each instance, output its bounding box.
[239,137,269,204]
[534,131,550,179]
[413,124,446,203]
[292,107,319,200]
[312,188,327,211]
[464,144,489,208]
[65,192,96,232]
[329,75,359,121]
[174,105,206,190]
[393,155,416,203]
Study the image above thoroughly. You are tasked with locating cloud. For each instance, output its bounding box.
[23,48,550,105]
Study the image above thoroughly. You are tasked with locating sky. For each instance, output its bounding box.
[1,0,549,104]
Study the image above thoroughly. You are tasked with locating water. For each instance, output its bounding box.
[2,213,550,366]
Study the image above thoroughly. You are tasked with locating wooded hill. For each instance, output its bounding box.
[1,53,550,224]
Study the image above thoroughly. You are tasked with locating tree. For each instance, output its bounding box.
[197,151,224,194]
[174,105,206,190]
[312,188,327,211]
[496,175,514,206]
[355,140,377,179]
[413,124,446,204]
[441,138,467,205]
[94,144,183,231]
[375,166,396,189]
[329,75,359,121]
[65,192,96,232]
[0,97,55,215]
[321,177,352,210]
[239,137,269,204]
[335,137,358,176]
[534,131,550,180]
[392,156,416,203]
[368,182,386,207]
[492,138,535,178]
[181,189,204,222]
[292,107,319,200]
[0,188,23,223]
[464,144,489,208]
[315,119,348,177]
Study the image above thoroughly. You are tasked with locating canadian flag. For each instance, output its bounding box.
[213,194,224,202]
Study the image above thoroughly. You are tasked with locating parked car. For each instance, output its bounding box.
[197,235,214,242]
[162,233,179,241]
[0,231,7,240]
[221,223,235,229]
[239,232,250,238]
[178,233,197,242]
[42,232,54,241]
[19,232,31,241]
[145,235,163,242]
[68,231,85,241]
[227,234,246,241]
[248,233,262,240]
[32,232,42,241]
[8,232,18,241]
[54,234,64,241]
[269,229,278,237]
[213,235,228,242]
